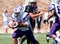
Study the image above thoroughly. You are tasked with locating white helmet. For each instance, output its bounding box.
[14,6,21,17]
[14,6,20,13]
[29,0,37,6]
[29,0,36,2]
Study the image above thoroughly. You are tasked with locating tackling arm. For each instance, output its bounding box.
[47,10,55,20]
[19,22,27,27]
[29,11,42,18]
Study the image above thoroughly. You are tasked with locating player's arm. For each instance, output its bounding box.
[29,11,42,18]
[20,22,27,27]
[19,20,30,27]
[8,21,13,28]
[8,21,18,28]
[47,10,55,20]
[47,4,55,20]
[25,5,42,19]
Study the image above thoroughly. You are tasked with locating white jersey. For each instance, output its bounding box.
[10,5,31,31]
[19,12,31,31]
[3,13,8,22]
[10,12,30,31]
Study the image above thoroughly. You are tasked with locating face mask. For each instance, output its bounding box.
[14,13,20,18]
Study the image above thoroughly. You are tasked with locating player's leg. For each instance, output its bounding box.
[4,21,9,33]
[31,20,35,31]
[37,17,42,30]
[37,18,40,30]
[18,33,32,44]
[20,35,27,44]
[46,34,50,43]
[25,27,39,44]
[43,19,49,32]
[27,38,32,44]
[18,34,32,44]
[49,23,60,42]
[46,21,53,43]
[12,29,23,44]
[13,38,18,44]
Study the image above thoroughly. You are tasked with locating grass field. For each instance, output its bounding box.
[0,33,60,44]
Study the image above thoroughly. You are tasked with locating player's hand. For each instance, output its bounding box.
[39,11,43,15]
[38,11,43,16]
[43,19,49,24]
[12,22,18,28]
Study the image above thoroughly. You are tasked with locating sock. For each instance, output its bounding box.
[55,37,60,42]
[53,39,57,44]
[46,35,50,43]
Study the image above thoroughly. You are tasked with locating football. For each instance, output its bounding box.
[9,21,18,28]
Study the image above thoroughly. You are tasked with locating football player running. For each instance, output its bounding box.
[47,0,60,43]
[9,5,40,44]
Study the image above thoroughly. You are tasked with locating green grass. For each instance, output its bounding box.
[0,33,60,44]
[0,34,13,44]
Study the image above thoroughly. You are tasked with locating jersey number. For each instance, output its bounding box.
[57,6,60,14]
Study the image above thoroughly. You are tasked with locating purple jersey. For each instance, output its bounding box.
[48,3,60,37]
